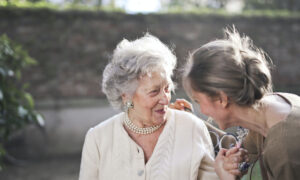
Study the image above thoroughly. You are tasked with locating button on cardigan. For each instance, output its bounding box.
[79,109,219,180]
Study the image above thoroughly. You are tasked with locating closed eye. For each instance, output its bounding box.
[164,86,170,93]
[149,89,159,95]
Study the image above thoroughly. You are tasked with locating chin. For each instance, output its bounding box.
[219,125,227,130]
[154,115,167,125]
[220,123,233,130]
[214,120,226,130]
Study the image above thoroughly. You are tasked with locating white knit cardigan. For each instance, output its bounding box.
[79,109,219,180]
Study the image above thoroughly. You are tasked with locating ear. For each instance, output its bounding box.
[121,94,128,104]
[219,91,229,108]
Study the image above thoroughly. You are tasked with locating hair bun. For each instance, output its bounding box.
[185,26,273,107]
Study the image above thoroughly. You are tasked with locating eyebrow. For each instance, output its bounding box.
[145,82,170,91]
[145,85,160,91]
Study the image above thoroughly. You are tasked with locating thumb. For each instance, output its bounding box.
[218,148,227,157]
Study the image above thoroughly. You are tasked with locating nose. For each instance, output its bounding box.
[159,91,170,105]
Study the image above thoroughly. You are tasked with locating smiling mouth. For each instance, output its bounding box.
[155,109,166,114]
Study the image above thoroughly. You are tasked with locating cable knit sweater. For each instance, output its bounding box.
[79,109,219,180]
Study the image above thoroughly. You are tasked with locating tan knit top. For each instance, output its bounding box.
[243,93,300,180]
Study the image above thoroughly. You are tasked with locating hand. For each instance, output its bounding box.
[215,149,236,180]
[223,146,249,177]
[169,99,193,112]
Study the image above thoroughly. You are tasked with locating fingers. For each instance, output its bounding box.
[223,158,249,177]
[234,149,249,163]
[226,147,248,159]
[215,148,227,166]
[170,99,193,112]
[214,148,227,170]
[169,102,182,110]
[224,156,243,166]
[238,148,248,158]
[225,146,239,156]
[227,149,249,163]
[175,99,193,107]
[223,147,249,175]
[223,160,238,171]
[215,148,240,180]
[169,103,181,110]
[217,148,227,158]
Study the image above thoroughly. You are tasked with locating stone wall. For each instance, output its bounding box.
[1,8,300,101]
[1,8,300,156]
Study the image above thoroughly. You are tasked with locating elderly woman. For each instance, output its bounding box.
[183,27,300,180]
[79,34,218,180]
[78,34,243,180]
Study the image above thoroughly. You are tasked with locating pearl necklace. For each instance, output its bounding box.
[123,113,163,134]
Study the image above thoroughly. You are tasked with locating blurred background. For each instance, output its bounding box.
[0,0,299,179]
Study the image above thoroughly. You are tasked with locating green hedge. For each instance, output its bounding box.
[0,34,44,170]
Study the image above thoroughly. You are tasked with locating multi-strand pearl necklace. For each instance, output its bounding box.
[123,113,163,134]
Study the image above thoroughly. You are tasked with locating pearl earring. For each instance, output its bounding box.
[126,101,134,109]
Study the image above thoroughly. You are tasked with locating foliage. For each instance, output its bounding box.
[244,0,300,11]
[159,6,300,18]
[162,0,300,11]
[0,0,59,9]
[0,34,44,170]
[0,0,124,12]
[1,0,299,14]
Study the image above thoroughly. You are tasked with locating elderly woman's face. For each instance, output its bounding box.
[130,71,172,126]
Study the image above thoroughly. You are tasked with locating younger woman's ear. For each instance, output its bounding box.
[219,91,229,108]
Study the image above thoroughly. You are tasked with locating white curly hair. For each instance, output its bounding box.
[102,33,177,111]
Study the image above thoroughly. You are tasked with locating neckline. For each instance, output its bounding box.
[265,92,294,141]
[119,109,173,166]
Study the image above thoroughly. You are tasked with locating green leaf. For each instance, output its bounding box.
[0,34,42,169]
[15,70,21,80]
[3,45,13,56]
[25,56,37,65]
[24,93,34,109]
